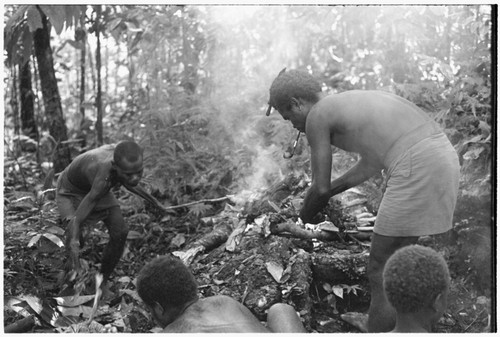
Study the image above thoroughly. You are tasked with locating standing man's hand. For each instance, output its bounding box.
[300,213,325,225]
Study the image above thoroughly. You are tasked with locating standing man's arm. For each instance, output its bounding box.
[300,113,333,223]
[300,112,379,223]
[301,155,379,223]
[329,157,380,195]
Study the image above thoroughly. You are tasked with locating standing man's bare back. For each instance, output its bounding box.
[309,91,430,161]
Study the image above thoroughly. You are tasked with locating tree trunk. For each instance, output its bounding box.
[19,60,38,141]
[33,7,70,173]
[10,66,20,138]
[94,5,103,146]
[79,30,86,119]
[180,8,197,94]
[79,29,88,148]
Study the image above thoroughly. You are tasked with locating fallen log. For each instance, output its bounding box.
[173,221,233,265]
[288,249,313,329]
[312,247,369,284]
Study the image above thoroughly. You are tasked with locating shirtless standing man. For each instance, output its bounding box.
[56,140,168,290]
[266,69,460,332]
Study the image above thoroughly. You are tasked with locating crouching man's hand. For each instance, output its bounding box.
[65,239,82,282]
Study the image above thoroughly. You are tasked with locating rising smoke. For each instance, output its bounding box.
[202,5,304,195]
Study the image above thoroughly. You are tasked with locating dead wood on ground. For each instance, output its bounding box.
[173,221,233,265]
[312,247,370,284]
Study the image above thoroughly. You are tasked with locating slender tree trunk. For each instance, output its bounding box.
[87,39,96,93]
[78,28,87,148]
[105,41,109,97]
[19,60,39,141]
[114,43,119,100]
[10,66,20,138]
[95,5,103,145]
[180,8,197,95]
[443,7,452,62]
[33,7,71,173]
[79,31,86,121]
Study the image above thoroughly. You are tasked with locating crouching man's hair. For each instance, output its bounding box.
[137,255,198,309]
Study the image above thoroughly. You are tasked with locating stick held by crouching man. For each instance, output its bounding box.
[136,255,306,333]
[383,244,450,333]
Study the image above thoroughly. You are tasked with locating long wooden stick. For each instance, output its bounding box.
[164,196,231,210]
[271,222,340,241]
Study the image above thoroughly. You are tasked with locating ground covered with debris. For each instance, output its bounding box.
[4,168,493,333]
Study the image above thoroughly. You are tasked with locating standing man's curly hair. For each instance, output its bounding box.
[383,245,450,314]
[113,141,143,167]
[268,69,322,111]
[137,256,198,309]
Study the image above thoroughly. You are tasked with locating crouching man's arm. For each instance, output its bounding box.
[124,184,169,212]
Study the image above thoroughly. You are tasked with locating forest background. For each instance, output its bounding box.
[2,4,495,333]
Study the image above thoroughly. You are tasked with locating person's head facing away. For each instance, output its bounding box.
[383,245,450,328]
[136,255,198,327]
[268,69,322,112]
[113,141,144,187]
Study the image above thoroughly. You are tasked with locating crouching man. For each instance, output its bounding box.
[136,255,307,333]
[56,140,168,292]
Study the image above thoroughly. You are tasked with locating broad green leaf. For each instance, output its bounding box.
[53,295,95,307]
[126,230,143,240]
[39,5,66,34]
[57,305,93,318]
[64,5,84,29]
[26,6,43,32]
[265,261,284,283]
[170,233,186,248]
[42,233,64,247]
[463,147,485,161]
[46,226,65,236]
[332,285,344,299]
[322,282,332,292]
[27,234,42,247]
[463,135,484,146]
[117,276,132,283]
[108,17,123,31]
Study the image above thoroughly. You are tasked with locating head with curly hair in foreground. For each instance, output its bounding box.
[137,255,199,327]
[383,244,450,332]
